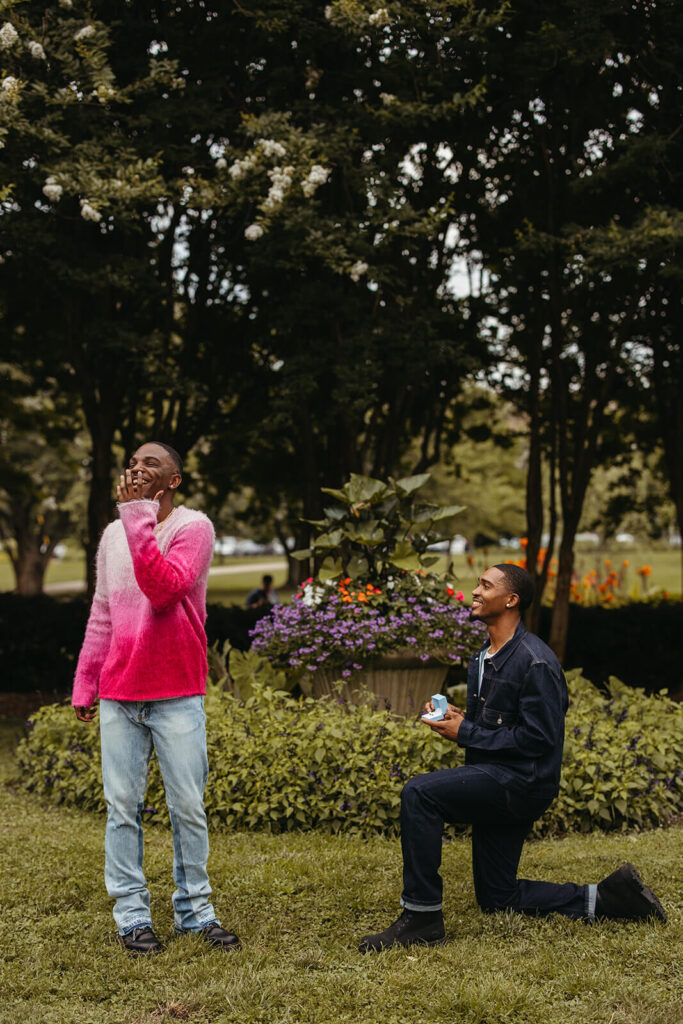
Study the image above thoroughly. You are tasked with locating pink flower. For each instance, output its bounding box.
[455,591,464,601]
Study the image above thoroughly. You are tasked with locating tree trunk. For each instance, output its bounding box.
[84,424,115,598]
[524,341,544,634]
[14,546,47,595]
[548,529,575,662]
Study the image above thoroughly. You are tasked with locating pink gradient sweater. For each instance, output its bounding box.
[72,500,215,706]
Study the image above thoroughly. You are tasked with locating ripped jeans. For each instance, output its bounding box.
[99,696,218,935]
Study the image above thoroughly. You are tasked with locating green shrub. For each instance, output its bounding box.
[15,671,682,836]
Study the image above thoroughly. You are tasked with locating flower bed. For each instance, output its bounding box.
[250,577,486,682]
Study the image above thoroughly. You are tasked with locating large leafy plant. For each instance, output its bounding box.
[295,472,463,582]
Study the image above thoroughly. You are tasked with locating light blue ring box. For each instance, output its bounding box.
[421,693,448,722]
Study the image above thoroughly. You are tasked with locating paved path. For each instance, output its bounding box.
[44,558,288,595]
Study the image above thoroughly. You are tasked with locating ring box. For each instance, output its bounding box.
[421,693,448,722]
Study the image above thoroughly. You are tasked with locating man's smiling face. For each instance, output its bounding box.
[127,443,180,500]
[469,566,516,623]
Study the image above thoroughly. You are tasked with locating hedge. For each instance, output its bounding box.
[0,593,270,693]
[14,670,682,837]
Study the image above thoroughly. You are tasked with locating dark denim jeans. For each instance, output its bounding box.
[401,765,593,919]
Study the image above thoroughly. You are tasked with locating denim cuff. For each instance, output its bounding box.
[400,896,443,912]
[174,917,221,934]
[119,919,153,936]
[585,883,597,920]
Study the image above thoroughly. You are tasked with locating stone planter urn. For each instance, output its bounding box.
[299,651,450,717]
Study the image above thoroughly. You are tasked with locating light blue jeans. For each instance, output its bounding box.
[99,696,219,936]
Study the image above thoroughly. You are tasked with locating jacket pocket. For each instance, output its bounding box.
[481,707,517,728]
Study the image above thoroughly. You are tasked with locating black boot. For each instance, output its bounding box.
[119,926,163,956]
[199,923,242,951]
[595,863,667,922]
[359,909,446,953]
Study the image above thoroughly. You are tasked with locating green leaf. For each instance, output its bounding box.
[393,473,432,496]
[389,542,422,571]
[291,548,312,560]
[311,529,343,549]
[318,556,343,582]
[320,486,348,503]
[344,520,384,545]
[430,505,466,521]
[345,473,388,505]
[347,553,369,578]
[323,505,347,521]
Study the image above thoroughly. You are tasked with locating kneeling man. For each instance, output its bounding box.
[360,564,666,952]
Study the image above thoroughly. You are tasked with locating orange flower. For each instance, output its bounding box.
[637,565,652,577]
[519,537,528,548]
[603,593,614,603]
[604,559,611,568]
[622,559,629,567]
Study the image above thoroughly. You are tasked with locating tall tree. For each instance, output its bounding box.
[449,0,682,653]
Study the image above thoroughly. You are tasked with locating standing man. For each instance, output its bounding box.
[359,564,666,952]
[72,441,240,956]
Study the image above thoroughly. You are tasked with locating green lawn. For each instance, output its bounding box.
[0,722,680,1024]
[1,544,680,604]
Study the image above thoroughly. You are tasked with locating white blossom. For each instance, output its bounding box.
[244,223,264,241]
[1,75,19,94]
[215,156,227,170]
[380,92,397,106]
[80,200,101,222]
[324,6,334,19]
[42,176,63,202]
[96,83,115,102]
[257,138,286,159]
[349,260,368,282]
[0,22,19,50]
[369,8,390,26]
[228,154,256,180]
[302,163,330,197]
[59,0,73,8]
[27,40,46,60]
[74,25,96,42]
[263,165,294,211]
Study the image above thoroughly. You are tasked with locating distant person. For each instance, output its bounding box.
[72,441,241,956]
[245,573,279,608]
[359,564,666,952]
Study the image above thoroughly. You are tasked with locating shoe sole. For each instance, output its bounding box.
[118,942,163,957]
[621,863,667,923]
[359,935,447,954]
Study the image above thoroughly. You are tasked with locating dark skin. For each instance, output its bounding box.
[74,443,182,724]
[422,566,522,741]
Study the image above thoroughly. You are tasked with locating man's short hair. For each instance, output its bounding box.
[492,563,534,612]
[262,574,273,585]
[149,441,183,476]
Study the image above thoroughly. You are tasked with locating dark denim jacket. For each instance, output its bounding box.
[457,621,568,805]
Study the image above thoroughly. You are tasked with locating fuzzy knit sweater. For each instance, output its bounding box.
[72,500,215,707]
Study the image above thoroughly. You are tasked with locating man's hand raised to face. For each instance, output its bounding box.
[422,701,464,742]
[116,468,163,504]
[74,703,98,724]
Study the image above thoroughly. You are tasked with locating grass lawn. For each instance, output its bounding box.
[1,722,680,1024]
[1,545,680,604]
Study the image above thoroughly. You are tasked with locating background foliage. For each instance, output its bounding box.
[1,1,681,664]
